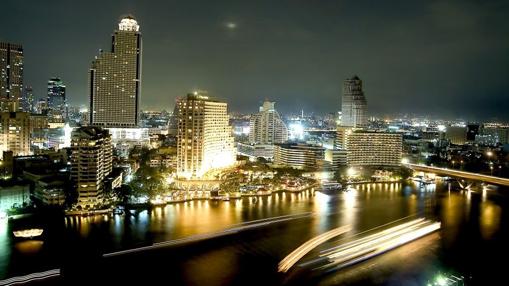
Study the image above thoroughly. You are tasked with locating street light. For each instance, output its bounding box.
[490,166,494,176]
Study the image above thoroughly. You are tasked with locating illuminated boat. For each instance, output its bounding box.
[317,182,343,194]
[13,229,44,239]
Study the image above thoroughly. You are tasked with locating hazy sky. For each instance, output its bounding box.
[1,0,509,120]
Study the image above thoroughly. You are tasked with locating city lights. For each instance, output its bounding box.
[1,3,508,285]
[288,122,304,140]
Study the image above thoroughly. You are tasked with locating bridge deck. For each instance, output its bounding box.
[406,163,509,187]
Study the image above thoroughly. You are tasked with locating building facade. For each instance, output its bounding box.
[445,126,467,145]
[249,101,288,144]
[176,92,236,179]
[89,16,142,128]
[70,126,112,208]
[0,42,23,112]
[0,112,30,158]
[273,143,325,170]
[47,77,67,121]
[345,131,402,166]
[341,75,367,128]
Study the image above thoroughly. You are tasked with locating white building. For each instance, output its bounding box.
[89,16,141,128]
[176,92,236,179]
[249,101,288,144]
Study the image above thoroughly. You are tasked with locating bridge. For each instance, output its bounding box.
[405,163,509,187]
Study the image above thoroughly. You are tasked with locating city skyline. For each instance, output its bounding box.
[1,0,509,120]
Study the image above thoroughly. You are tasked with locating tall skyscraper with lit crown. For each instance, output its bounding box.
[89,16,142,127]
[341,75,367,128]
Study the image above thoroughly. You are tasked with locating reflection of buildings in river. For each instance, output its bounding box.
[479,201,501,240]
[312,191,332,234]
[341,189,357,228]
[164,200,234,238]
[441,194,466,246]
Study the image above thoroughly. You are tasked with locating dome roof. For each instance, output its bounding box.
[118,15,139,32]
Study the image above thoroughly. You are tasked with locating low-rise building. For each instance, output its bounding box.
[273,143,325,170]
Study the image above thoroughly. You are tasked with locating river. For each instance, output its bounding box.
[1,181,508,285]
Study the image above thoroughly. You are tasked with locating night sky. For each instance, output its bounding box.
[1,0,509,120]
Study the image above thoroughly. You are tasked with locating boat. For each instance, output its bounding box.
[317,182,344,195]
[13,229,44,239]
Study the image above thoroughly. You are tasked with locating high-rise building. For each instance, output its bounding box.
[0,112,30,158]
[341,75,367,128]
[47,77,66,121]
[249,101,288,145]
[0,42,23,112]
[176,92,236,179]
[482,124,509,145]
[35,98,49,114]
[345,131,402,166]
[21,86,34,112]
[445,126,467,145]
[70,126,112,208]
[466,124,480,142]
[89,16,142,128]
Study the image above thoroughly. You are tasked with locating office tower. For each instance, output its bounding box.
[482,124,509,145]
[0,42,23,112]
[466,123,480,142]
[341,75,367,128]
[47,77,67,121]
[345,131,402,166]
[249,100,288,144]
[445,126,467,145]
[89,16,142,128]
[0,112,30,158]
[176,92,236,179]
[70,126,112,208]
[34,98,48,114]
[21,86,34,112]
[273,143,325,170]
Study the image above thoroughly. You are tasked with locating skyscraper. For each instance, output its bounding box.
[176,92,236,179]
[70,126,112,208]
[89,16,142,128]
[0,42,23,112]
[341,75,367,128]
[47,77,66,121]
[249,100,288,144]
[21,86,34,112]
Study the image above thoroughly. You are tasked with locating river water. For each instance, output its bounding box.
[1,181,508,285]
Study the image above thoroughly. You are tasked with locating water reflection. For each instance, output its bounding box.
[479,201,501,240]
[14,240,43,254]
[4,182,509,284]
